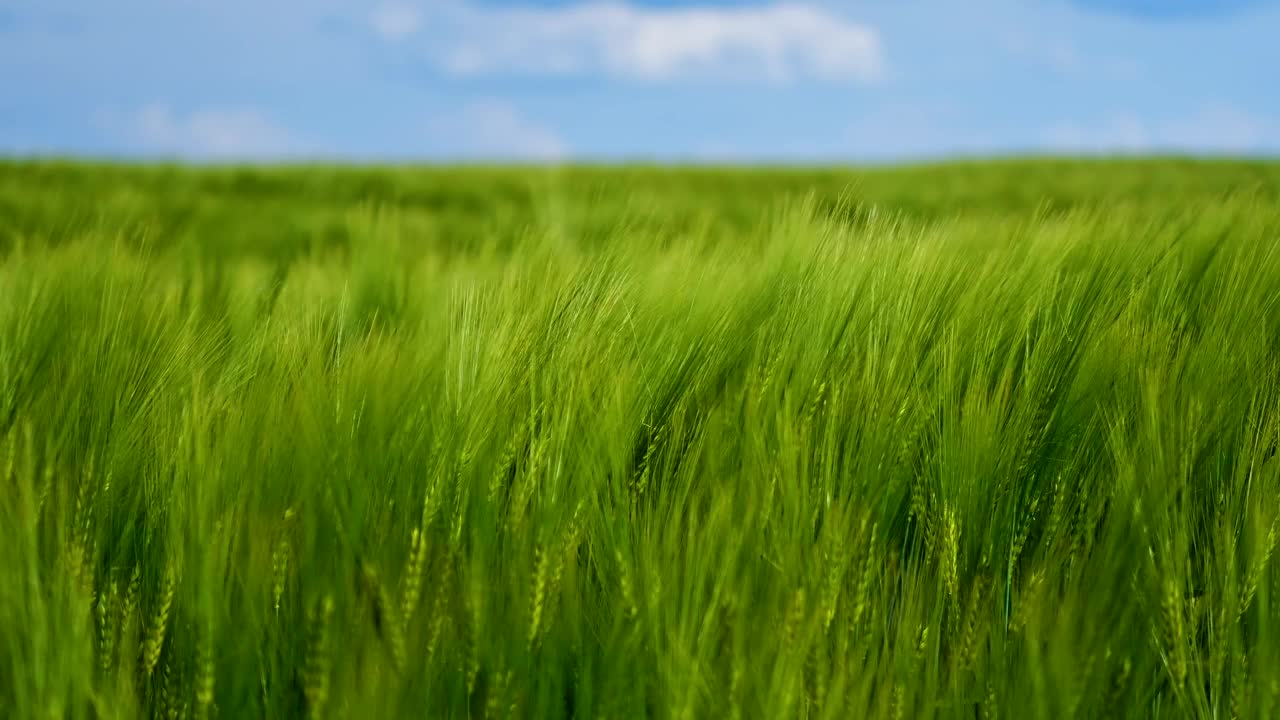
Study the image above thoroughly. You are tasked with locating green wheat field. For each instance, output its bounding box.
[2,158,1280,719]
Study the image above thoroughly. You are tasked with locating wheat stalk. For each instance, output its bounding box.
[271,535,289,619]
[941,506,960,604]
[97,576,118,676]
[528,540,550,650]
[850,523,878,633]
[362,564,404,672]
[957,573,988,671]
[400,526,427,630]
[1160,576,1187,689]
[1239,515,1278,623]
[194,619,215,720]
[141,562,178,679]
[304,595,336,720]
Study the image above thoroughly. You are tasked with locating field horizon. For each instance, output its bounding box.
[2,157,1280,719]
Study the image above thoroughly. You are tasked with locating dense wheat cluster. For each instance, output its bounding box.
[2,159,1280,719]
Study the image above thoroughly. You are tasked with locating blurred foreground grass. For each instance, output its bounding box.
[1,158,1280,719]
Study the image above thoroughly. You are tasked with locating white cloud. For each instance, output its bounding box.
[1044,112,1149,153]
[98,103,309,159]
[692,103,1005,163]
[1158,103,1270,152]
[426,101,569,161]
[997,29,1142,80]
[841,103,1005,160]
[385,2,884,83]
[371,3,421,40]
[1000,31,1082,73]
[1045,104,1277,154]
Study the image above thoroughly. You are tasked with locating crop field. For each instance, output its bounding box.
[3,158,1280,719]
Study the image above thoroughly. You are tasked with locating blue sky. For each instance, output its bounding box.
[1,0,1276,162]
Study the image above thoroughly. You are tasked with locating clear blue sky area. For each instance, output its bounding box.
[2,0,1276,162]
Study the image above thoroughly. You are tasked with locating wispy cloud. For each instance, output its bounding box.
[1044,104,1276,153]
[1159,103,1273,151]
[376,2,885,84]
[692,102,1002,163]
[841,103,1005,160]
[997,28,1142,79]
[1045,112,1149,152]
[1065,0,1268,21]
[96,103,309,159]
[425,101,569,161]
[370,3,421,41]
